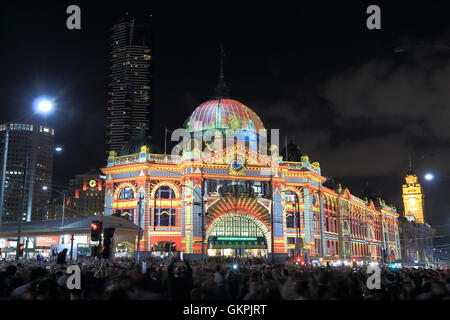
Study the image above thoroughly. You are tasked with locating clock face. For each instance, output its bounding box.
[408,198,417,206]
[231,160,244,172]
[89,180,97,188]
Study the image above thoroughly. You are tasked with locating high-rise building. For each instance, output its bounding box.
[66,170,105,218]
[402,163,425,224]
[106,14,152,155]
[0,123,55,222]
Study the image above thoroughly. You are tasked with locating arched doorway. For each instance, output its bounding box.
[207,213,270,257]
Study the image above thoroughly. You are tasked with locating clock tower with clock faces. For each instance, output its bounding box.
[402,164,425,224]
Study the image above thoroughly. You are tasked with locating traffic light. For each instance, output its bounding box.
[294,257,303,266]
[18,244,25,257]
[91,245,101,258]
[90,220,103,241]
[102,228,115,259]
[101,245,111,259]
[352,257,357,268]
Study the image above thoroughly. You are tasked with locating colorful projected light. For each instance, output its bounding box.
[186,99,265,132]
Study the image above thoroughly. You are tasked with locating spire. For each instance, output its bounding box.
[408,154,415,174]
[214,44,230,99]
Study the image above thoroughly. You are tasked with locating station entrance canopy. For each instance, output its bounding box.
[208,236,267,249]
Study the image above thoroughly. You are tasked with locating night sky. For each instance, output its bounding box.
[1,1,450,239]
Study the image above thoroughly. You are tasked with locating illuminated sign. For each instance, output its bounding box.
[36,236,59,247]
[216,237,258,241]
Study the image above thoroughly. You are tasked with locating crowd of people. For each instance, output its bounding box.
[0,256,449,300]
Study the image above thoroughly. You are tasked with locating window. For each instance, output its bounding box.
[286,213,296,228]
[284,190,297,203]
[154,208,176,226]
[314,214,320,229]
[262,182,270,198]
[207,179,218,193]
[119,187,134,200]
[287,237,296,244]
[210,215,264,238]
[252,181,263,195]
[155,186,176,199]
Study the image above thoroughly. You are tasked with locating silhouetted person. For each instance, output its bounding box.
[56,249,68,265]
[167,260,192,300]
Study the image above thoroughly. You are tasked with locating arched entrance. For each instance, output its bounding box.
[207,213,270,257]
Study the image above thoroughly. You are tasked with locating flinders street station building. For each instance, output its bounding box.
[102,82,402,264]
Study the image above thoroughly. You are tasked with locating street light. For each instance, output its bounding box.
[424,173,434,181]
[33,97,54,115]
[55,147,63,152]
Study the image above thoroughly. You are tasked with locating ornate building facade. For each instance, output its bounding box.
[102,89,402,262]
[402,166,425,224]
[399,165,433,264]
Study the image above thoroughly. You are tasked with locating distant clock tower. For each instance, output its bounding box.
[402,163,425,224]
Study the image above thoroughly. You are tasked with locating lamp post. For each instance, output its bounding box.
[136,192,144,262]
[200,174,206,264]
[69,234,75,260]
[0,127,9,233]
[42,185,67,227]
[15,152,29,263]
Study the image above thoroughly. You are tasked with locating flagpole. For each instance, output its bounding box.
[164,127,167,155]
[285,136,288,160]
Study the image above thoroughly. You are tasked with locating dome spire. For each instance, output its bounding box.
[214,44,230,99]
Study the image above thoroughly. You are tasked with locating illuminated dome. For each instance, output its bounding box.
[186,98,265,133]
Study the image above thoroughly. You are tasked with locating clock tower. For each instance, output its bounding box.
[402,163,425,224]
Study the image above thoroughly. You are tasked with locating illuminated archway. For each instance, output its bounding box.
[206,213,272,252]
[114,183,137,200]
[151,182,181,198]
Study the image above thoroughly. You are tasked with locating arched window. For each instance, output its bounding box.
[119,187,134,200]
[155,186,176,199]
[286,212,298,228]
[154,208,176,226]
[285,190,301,229]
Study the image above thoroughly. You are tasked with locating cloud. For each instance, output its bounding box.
[322,53,450,140]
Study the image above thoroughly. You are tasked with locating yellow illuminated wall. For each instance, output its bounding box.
[402,173,425,224]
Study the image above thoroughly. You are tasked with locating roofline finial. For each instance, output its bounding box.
[408,153,415,175]
[220,43,225,81]
[214,43,230,99]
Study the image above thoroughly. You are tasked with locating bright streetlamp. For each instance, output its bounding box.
[33,97,54,115]
[37,100,53,113]
[424,173,434,181]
